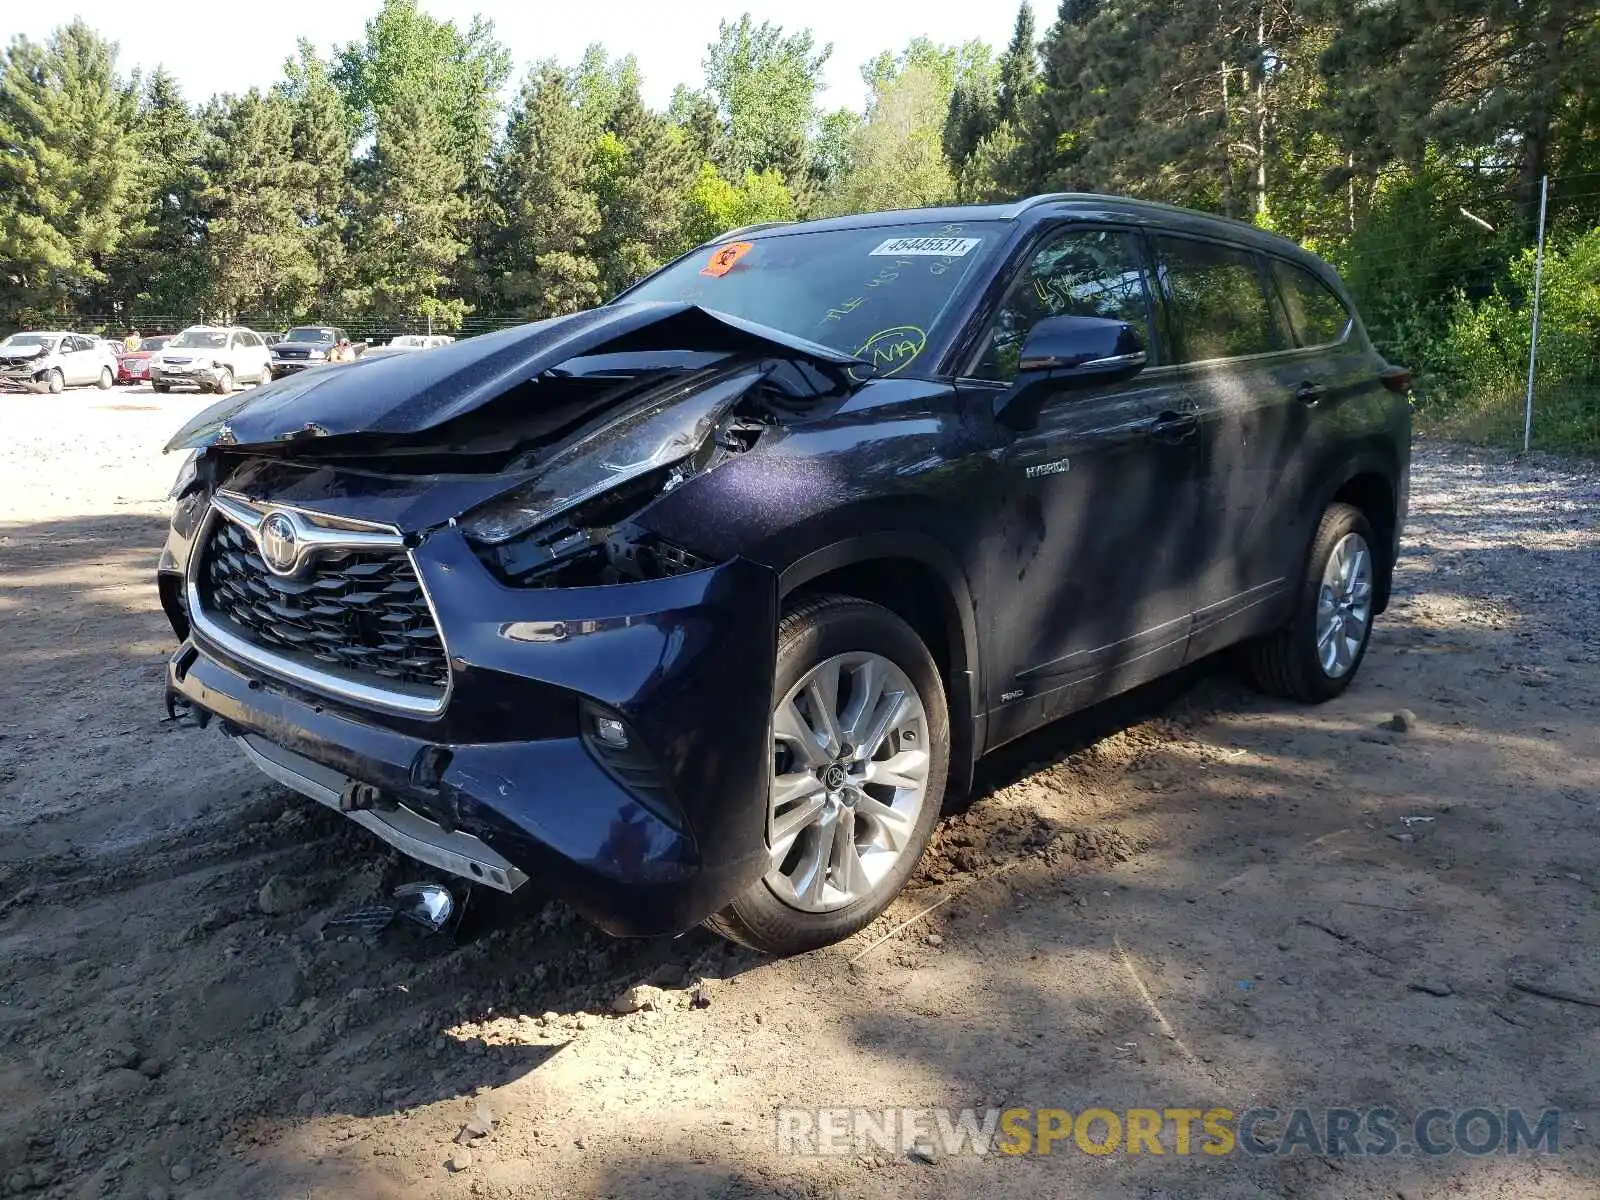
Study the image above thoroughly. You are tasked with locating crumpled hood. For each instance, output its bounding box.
[165,303,862,452]
[0,344,47,360]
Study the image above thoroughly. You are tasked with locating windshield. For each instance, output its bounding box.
[3,334,56,350]
[170,330,228,350]
[391,335,426,347]
[622,220,1006,376]
[287,328,334,342]
[141,336,171,352]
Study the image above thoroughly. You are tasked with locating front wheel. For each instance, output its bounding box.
[705,595,949,956]
[152,382,171,393]
[46,369,64,395]
[1244,502,1377,702]
[213,367,233,395]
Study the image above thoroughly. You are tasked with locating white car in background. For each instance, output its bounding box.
[0,331,118,393]
[360,333,456,361]
[150,326,273,394]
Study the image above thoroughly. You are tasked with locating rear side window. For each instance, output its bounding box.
[972,227,1155,382]
[1155,237,1281,362]
[1272,260,1351,347]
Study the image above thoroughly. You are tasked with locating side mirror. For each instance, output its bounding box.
[995,316,1147,429]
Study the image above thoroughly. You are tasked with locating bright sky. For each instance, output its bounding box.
[10,1,1048,113]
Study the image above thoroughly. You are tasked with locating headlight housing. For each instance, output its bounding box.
[167,449,200,499]
[459,365,766,545]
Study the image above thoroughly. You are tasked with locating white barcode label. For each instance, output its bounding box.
[869,236,981,257]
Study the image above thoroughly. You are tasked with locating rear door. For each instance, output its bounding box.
[1147,235,1308,659]
[967,224,1204,735]
[67,335,98,384]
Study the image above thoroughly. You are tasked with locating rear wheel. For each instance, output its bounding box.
[705,595,948,956]
[1244,502,1377,702]
[97,366,114,390]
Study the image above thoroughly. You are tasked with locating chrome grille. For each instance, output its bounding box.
[197,516,448,694]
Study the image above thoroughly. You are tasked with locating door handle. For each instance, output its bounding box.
[1146,410,1198,444]
[1295,381,1326,405]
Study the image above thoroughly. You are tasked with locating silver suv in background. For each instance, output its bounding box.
[151,327,273,394]
[0,332,118,393]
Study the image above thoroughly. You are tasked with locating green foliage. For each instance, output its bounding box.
[1428,230,1600,450]
[588,85,697,296]
[2,1,1598,455]
[201,90,322,320]
[681,162,797,246]
[0,21,141,322]
[490,65,602,319]
[702,15,829,180]
[351,89,470,326]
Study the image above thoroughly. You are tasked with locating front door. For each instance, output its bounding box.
[965,225,1204,741]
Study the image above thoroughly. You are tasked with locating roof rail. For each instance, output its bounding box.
[710,220,794,243]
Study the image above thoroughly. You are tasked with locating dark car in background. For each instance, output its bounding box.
[267,326,352,378]
[158,194,1410,955]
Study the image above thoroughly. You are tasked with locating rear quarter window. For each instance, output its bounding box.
[1272,260,1353,347]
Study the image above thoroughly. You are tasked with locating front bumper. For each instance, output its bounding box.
[162,520,780,937]
[269,358,320,375]
[152,364,224,387]
[0,369,50,392]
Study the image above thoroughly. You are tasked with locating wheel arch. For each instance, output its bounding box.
[777,534,983,801]
[1316,451,1401,613]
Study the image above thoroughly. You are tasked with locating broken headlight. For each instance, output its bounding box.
[167,448,201,499]
[458,365,766,545]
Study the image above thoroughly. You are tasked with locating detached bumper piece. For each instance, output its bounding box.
[237,733,527,892]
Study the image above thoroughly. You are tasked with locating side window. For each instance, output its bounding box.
[972,227,1154,382]
[67,335,88,352]
[1155,237,1281,362]
[1272,260,1351,347]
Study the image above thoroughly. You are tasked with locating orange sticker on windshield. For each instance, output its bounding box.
[701,241,753,278]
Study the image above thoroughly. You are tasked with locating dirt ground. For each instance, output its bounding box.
[2,386,1598,1200]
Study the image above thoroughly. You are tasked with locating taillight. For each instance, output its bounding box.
[1380,366,1413,394]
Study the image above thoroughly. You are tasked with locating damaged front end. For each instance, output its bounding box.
[159,302,862,937]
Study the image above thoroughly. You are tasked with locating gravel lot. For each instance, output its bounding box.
[1,385,1598,1199]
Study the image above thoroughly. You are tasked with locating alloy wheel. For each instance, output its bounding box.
[1316,531,1373,678]
[765,652,930,913]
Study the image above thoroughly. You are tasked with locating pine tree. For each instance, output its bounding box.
[101,68,210,320]
[995,2,1040,124]
[490,65,602,319]
[589,83,696,297]
[280,43,353,314]
[201,89,318,322]
[0,21,142,322]
[352,90,469,326]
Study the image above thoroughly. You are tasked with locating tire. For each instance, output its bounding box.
[152,382,171,394]
[97,366,114,390]
[1244,502,1378,703]
[46,369,63,395]
[705,594,949,956]
[213,367,233,395]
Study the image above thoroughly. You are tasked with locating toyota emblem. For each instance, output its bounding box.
[257,512,300,575]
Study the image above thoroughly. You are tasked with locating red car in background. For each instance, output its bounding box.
[116,335,172,384]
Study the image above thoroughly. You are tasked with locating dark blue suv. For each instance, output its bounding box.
[158,194,1410,955]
